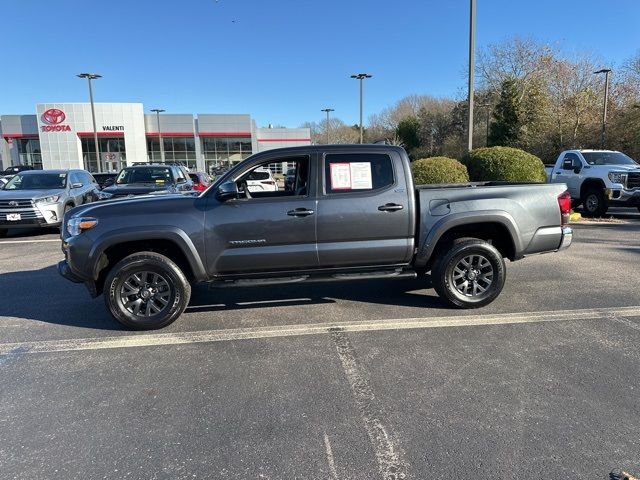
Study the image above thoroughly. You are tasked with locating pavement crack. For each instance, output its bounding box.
[330,329,407,480]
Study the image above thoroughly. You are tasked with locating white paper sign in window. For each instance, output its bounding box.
[349,162,372,189]
[330,162,351,190]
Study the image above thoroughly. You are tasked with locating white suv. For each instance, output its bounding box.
[246,167,278,192]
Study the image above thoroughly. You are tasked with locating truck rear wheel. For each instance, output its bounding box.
[581,188,608,217]
[104,251,191,330]
[432,239,506,309]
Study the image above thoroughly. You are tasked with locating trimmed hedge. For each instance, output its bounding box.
[463,146,546,183]
[411,156,470,185]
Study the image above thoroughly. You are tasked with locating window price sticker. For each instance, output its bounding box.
[330,162,372,190]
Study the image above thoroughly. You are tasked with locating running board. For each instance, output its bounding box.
[209,269,417,289]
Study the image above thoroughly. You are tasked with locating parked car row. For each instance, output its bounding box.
[0,163,213,237]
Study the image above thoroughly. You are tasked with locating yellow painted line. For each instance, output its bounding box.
[1,305,639,356]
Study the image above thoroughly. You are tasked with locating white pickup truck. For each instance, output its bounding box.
[546,149,640,216]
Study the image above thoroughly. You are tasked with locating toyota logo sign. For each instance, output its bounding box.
[9,201,18,207]
[42,109,66,125]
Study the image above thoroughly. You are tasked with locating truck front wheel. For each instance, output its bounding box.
[104,251,191,330]
[432,239,506,309]
[581,188,608,217]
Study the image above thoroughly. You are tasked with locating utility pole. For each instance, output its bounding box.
[594,68,612,148]
[350,73,372,144]
[77,73,102,172]
[467,0,476,152]
[321,108,334,144]
[150,109,166,162]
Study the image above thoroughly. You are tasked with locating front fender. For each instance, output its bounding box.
[88,225,207,281]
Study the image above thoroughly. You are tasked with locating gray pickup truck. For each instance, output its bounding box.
[58,145,572,329]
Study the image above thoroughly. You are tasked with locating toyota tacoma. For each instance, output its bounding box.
[59,145,573,329]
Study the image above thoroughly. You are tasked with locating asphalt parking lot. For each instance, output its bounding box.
[1,212,639,479]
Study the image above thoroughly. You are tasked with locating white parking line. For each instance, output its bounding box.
[0,239,60,245]
[0,305,638,356]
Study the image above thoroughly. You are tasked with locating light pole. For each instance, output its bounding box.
[350,73,372,144]
[594,68,612,149]
[150,109,166,162]
[321,108,334,144]
[77,73,102,172]
[467,0,476,152]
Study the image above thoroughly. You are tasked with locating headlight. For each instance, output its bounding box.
[67,217,98,236]
[35,195,60,204]
[97,191,113,200]
[608,172,628,184]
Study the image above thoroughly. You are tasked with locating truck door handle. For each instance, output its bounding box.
[378,203,404,212]
[287,208,314,217]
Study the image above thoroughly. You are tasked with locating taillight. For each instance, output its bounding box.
[558,191,571,226]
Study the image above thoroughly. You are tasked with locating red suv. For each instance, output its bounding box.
[189,172,212,192]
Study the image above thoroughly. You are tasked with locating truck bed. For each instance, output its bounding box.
[414,182,568,266]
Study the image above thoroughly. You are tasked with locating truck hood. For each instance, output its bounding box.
[102,184,171,196]
[69,192,198,218]
[0,188,65,200]
[585,164,640,173]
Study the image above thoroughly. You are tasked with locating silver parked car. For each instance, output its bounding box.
[0,169,100,237]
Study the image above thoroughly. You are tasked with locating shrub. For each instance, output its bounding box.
[463,146,546,182]
[411,156,470,184]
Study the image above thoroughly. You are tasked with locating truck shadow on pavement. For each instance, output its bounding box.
[0,265,444,330]
[186,276,442,314]
[0,266,121,330]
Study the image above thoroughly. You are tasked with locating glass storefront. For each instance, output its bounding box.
[146,136,197,170]
[16,138,43,169]
[202,136,252,174]
[81,137,126,173]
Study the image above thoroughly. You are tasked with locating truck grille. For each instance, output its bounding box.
[627,172,640,189]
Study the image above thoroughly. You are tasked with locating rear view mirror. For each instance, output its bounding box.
[216,180,239,201]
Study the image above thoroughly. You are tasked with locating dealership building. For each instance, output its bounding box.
[0,103,311,174]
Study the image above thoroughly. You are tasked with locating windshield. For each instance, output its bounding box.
[581,152,638,166]
[116,167,172,185]
[4,173,67,190]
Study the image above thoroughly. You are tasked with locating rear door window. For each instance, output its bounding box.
[324,153,394,194]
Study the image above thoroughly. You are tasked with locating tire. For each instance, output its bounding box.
[432,238,506,309]
[104,251,191,330]
[581,188,608,217]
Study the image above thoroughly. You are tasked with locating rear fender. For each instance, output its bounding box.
[414,210,522,268]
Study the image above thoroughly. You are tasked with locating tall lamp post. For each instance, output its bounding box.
[467,0,476,152]
[321,108,334,144]
[77,73,102,172]
[350,73,372,144]
[594,68,612,149]
[150,109,166,162]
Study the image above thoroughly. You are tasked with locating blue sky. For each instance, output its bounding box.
[1,0,638,127]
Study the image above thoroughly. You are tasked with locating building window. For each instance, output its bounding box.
[146,136,197,170]
[202,136,252,175]
[16,139,42,169]
[81,137,126,172]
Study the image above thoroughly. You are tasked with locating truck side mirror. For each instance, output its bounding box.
[103,178,115,188]
[573,165,582,174]
[216,180,239,201]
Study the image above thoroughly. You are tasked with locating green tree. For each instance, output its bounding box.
[489,78,521,146]
[395,117,420,151]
